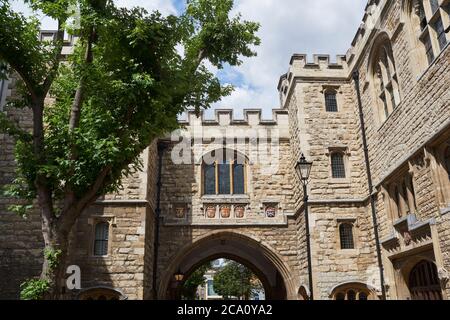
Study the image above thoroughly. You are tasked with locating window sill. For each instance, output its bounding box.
[441,206,450,216]
[417,42,450,82]
[201,195,250,204]
[338,249,359,255]
[329,178,351,184]
[90,255,110,260]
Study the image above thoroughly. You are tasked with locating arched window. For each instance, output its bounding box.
[331,152,346,179]
[335,292,346,300]
[358,292,368,300]
[325,90,338,112]
[202,149,247,195]
[331,283,376,300]
[370,38,400,123]
[79,287,124,300]
[94,222,109,256]
[410,0,449,67]
[347,290,356,301]
[339,223,355,250]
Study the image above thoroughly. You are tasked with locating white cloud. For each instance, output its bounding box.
[210,0,367,118]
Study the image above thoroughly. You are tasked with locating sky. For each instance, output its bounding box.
[9,0,368,119]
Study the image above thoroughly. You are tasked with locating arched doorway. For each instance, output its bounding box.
[181,258,266,300]
[158,231,295,300]
[78,287,126,300]
[408,260,443,300]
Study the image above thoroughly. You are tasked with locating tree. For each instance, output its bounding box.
[182,262,211,300]
[0,0,259,299]
[213,261,262,300]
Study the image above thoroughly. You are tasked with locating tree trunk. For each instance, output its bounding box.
[40,224,70,300]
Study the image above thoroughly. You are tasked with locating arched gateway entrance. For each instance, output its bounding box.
[158,231,296,300]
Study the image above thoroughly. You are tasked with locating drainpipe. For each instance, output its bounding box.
[352,71,387,300]
[152,141,167,299]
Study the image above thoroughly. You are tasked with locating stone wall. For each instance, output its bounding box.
[281,0,450,300]
[0,74,43,299]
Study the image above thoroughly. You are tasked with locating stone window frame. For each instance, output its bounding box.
[201,148,248,196]
[336,219,358,252]
[406,0,450,76]
[382,166,418,223]
[426,136,450,214]
[330,282,377,300]
[368,34,401,126]
[326,147,351,183]
[88,216,115,258]
[0,77,9,111]
[320,85,343,113]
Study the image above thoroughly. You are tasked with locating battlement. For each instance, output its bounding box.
[278,54,348,89]
[39,30,78,57]
[179,108,289,127]
[277,54,348,107]
[288,54,347,70]
[346,0,385,65]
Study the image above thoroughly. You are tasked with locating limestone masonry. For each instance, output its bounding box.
[1,0,449,300]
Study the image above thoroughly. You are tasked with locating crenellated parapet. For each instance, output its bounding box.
[174,108,290,141]
[39,30,79,58]
[277,0,393,107]
[277,54,348,107]
[179,108,289,127]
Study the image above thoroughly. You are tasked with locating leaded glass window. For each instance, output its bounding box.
[233,162,245,195]
[339,223,355,250]
[325,91,338,112]
[331,153,346,179]
[218,162,231,195]
[413,0,449,67]
[372,41,399,123]
[94,222,109,256]
[202,149,246,195]
[204,164,216,195]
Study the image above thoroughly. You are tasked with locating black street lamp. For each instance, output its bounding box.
[295,153,314,300]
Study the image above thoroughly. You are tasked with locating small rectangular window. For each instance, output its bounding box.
[325,92,338,112]
[94,222,109,256]
[339,223,355,250]
[331,153,346,179]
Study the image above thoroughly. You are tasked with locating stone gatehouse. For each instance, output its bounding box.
[1,0,450,300]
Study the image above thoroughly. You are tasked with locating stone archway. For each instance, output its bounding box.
[158,231,296,300]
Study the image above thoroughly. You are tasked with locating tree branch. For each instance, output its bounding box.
[68,27,94,132]
[57,164,112,234]
[42,20,65,95]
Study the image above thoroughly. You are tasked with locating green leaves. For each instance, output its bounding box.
[25,0,76,20]
[20,279,50,300]
[44,248,63,272]
[213,261,261,299]
[2,0,260,220]
[184,0,260,68]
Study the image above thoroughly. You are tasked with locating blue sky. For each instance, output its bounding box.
[10,0,368,119]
